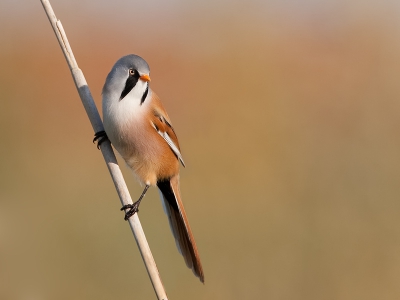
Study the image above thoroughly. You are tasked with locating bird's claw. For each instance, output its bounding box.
[121,202,140,220]
[93,131,109,149]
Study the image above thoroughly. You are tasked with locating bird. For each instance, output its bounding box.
[94,54,204,283]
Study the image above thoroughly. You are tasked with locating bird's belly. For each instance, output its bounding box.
[115,129,179,186]
[104,109,179,186]
[124,148,159,186]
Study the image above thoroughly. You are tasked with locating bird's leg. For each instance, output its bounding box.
[93,130,109,149]
[121,185,150,220]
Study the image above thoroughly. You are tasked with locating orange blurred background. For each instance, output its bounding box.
[1,0,400,299]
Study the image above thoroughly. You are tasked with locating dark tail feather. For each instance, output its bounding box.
[157,176,205,283]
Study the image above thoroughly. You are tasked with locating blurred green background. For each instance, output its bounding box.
[1,0,400,299]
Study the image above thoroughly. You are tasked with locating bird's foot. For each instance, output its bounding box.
[93,131,109,149]
[121,200,141,220]
[121,185,150,220]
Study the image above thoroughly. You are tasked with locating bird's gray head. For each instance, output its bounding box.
[103,54,151,103]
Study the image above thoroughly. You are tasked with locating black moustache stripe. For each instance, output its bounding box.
[120,72,139,100]
[141,85,149,105]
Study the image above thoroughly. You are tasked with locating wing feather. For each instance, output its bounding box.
[150,110,185,167]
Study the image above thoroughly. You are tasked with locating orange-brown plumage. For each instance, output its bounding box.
[102,54,204,282]
[160,175,204,282]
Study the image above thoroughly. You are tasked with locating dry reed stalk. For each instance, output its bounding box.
[39,1,168,299]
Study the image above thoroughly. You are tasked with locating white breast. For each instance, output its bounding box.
[102,82,152,163]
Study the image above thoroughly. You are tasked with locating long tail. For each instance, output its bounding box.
[157,175,204,283]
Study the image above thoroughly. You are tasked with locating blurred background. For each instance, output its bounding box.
[1,0,400,299]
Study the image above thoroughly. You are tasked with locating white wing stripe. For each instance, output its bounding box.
[157,130,186,167]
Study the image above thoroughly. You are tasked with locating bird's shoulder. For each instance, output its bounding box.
[149,92,181,149]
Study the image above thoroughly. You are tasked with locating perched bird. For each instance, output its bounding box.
[95,54,204,283]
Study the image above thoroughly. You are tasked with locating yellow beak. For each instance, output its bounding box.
[140,74,151,82]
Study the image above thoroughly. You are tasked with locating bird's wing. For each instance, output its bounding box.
[150,94,185,167]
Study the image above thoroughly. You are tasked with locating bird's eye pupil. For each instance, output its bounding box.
[129,69,135,75]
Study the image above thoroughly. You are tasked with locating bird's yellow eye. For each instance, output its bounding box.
[129,69,135,75]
